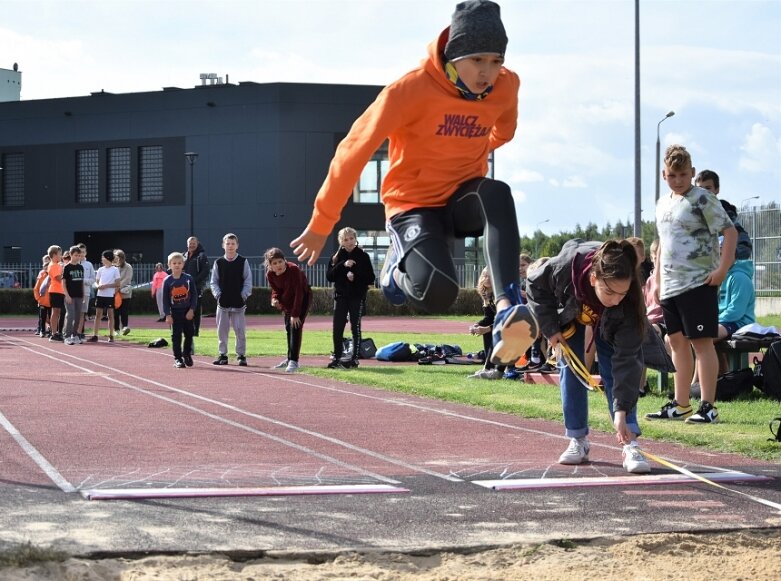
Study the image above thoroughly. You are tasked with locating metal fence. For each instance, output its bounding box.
[3,208,776,293]
[0,259,485,291]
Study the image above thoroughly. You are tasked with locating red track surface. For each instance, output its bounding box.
[1,326,774,500]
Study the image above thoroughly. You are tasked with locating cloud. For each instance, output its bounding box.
[739,123,781,173]
[562,176,587,188]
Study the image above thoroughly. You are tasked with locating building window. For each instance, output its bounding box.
[1,153,24,207]
[355,229,390,274]
[139,145,163,202]
[76,149,99,204]
[108,147,131,203]
[353,142,388,204]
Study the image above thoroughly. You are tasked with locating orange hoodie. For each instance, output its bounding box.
[307,27,521,236]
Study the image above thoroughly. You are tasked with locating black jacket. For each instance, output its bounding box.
[526,239,643,414]
[184,243,210,293]
[326,246,375,300]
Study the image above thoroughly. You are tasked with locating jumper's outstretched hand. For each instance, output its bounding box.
[290,228,328,265]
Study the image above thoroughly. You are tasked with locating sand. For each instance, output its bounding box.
[2,530,780,580]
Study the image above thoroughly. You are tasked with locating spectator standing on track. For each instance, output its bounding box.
[33,254,51,337]
[265,247,311,374]
[62,245,85,345]
[151,262,168,322]
[88,250,121,343]
[76,243,96,341]
[526,239,651,474]
[646,145,737,425]
[183,236,210,336]
[326,227,375,369]
[210,233,252,367]
[289,0,537,367]
[113,249,134,336]
[45,245,66,343]
[163,252,197,369]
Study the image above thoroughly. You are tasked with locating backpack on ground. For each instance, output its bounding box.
[375,341,413,362]
[342,338,378,359]
[715,368,755,401]
[769,417,781,443]
[753,340,781,401]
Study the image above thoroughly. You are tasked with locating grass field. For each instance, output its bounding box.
[116,314,781,462]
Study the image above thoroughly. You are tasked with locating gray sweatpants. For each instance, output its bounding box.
[216,305,247,357]
[64,299,84,338]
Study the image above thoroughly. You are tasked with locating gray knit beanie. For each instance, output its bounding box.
[444,0,507,62]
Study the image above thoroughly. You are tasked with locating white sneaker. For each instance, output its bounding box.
[64,337,75,345]
[467,368,503,380]
[622,442,651,474]
[272,359,289,369]
[558,437,590,465]
[121,327,131,336]
[285,360,300,373]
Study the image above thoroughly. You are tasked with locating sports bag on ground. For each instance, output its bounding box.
[342,338,378,359]
[754,340,781,401]
[375,341,413,362]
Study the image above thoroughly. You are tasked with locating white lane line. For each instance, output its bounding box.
[81,484,409,500]
[0,410,76,493]
[474,471,772,490]
[3,336,460,484]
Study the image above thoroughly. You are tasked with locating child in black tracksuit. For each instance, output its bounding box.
[163,252,197,368]
[326,227,376,368]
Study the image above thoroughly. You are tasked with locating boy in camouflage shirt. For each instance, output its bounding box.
[647,144,737,424]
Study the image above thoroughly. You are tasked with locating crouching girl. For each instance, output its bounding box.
[526,239,650,474]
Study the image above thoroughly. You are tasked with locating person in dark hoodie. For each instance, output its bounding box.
[290,0,538,368]
[526,239,650,474]
[326,227,376,369]
[183,236,210,336]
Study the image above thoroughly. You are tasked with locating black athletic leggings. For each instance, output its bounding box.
[389,178,520,313]
[332,295,364,359]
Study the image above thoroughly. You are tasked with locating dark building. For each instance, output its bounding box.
[0,81,394,266]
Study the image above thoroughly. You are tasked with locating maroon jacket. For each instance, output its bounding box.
[267,261,311,318]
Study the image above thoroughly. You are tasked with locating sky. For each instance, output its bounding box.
[1,0,779,237]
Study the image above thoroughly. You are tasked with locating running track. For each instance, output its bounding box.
[1,326,780,555]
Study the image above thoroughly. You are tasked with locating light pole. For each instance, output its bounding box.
[655,111,675,204]
[535,219,550,257]
[185,152,199,235]
[740,196,759,209]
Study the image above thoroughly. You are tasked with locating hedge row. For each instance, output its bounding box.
[0,287,484,317]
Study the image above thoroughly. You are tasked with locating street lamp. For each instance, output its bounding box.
[740,196,760,209]
[535,219,550,257]
[654,111,675,203]
[185,152,199,235]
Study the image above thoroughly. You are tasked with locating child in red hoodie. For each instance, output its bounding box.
[265,247,312,374]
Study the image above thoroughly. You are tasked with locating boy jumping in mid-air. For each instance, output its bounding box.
[290,0,537,365]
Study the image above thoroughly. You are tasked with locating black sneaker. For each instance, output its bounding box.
[686,401,719,424]
[645,400,692,421]
[183,355,194,367]
[49,333,64,342]
[537,362,557,374]
[174,358,185,368]
[344,358,359,369]
[237,356,248,367]
[213,354,228,365]
[327,360,347,369]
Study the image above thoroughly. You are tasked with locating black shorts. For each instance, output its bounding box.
[661,284,718,339]
[48,292,65,309]
[95,296,114,310]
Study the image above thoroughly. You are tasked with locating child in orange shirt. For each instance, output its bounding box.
[290,0,537,366]
[45,245,66,342]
